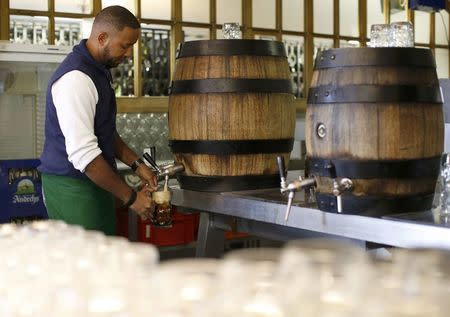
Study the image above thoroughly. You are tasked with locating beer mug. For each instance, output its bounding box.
[150,190,172,227]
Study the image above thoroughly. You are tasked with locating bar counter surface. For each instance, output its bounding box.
[170,171,450,257]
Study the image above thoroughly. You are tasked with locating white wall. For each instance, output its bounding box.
[102,0,135,11]
[340,0,358,37]
[10,0,48,11]
[283,0,303,32]
[314,0,333,34]
[253,0,276,28]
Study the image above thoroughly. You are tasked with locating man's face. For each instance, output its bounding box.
[101,26,140,68]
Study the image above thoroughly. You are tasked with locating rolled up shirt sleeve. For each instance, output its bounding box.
[51,70,101,172]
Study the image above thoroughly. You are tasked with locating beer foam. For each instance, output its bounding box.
[152,190,171,204]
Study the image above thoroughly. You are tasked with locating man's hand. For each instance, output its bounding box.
[130,186,155,220]
[136,164,158,191]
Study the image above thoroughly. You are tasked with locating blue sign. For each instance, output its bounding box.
[0,159,48,223]
[409,0,446,11]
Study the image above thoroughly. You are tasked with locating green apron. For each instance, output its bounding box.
[42,173,116,235]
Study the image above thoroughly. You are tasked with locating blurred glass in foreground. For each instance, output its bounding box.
[369,21,414,47]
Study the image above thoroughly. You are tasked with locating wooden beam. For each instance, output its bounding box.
[117,97,169,113]
[384,0,390,24]
[406,10,414,23]
[242,0,253,39]
[430,12,435,54]
[134,0,141,18]
[50,12,95,18]
[281,30,305,36]
[10,9,93,19]
[48,0,55,45]
[170,0,183,80]
[139,18,172,26]
[334,0,339,47]
[133,0,142,97]
[304,0,314,95]
[276,0,282,41]
[359,0,367,46]
[294,98,307,113]
[133,38,142,97]
[9,9,50,16]
[179,21,211,28]
[93,0,102,15]
[210,0,217,39]
[405,1,415,47]
[252,27,284,35]
[0,0,9,41]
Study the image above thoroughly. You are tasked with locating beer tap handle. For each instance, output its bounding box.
[285,191,295,222]
[336,192,343,214]
[143,152,161,173]
[277,156,286,178]
[150,146,156,161]
[277,156,287,189]
[326,161,348,213]
[276,157,317,222]
[332,178,353,213]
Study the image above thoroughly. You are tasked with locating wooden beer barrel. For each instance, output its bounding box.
[305,47,444,215]
[168,40,296,191]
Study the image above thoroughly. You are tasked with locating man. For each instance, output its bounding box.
[39,6,157,235]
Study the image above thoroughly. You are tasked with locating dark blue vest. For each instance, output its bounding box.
[39,39,117,179]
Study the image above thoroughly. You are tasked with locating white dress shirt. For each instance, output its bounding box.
[51,70,102,172]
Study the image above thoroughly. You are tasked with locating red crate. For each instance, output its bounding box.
[187,211,247,240]
[193,212,200,238]
[138,209,196,247]
[225,231,250,240]
[115,206,129,238]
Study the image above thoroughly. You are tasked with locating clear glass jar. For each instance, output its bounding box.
[390,21,414,47]
[222,22,242,39]
[369,23,391,47]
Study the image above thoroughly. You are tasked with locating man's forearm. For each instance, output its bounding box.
[84,154,132,203]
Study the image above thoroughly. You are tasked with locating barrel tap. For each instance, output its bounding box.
[277,156,316,222]
[325,161,353,214]
[333,178,353,213]
[143,148,185,182]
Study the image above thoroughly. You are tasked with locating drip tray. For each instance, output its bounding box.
[224,188,317,209]
[383,210,450,228]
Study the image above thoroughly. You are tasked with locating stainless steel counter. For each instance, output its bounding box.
[171,181,450,257]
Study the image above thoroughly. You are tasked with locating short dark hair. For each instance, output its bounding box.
[94,6,140,31]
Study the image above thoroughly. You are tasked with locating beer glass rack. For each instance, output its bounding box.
[9,16,48,45]
[110,27,170,97]
[141,28,170,96]
[54,21,82,46]
[9,16,82,46]
[284,38,305,98]
[111,57,134,96]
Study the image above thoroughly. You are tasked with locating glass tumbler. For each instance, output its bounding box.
[369,24,390,47]
[222,23,242,39]
[390,21,414,47]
